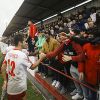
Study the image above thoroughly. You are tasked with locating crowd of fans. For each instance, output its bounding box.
[38,6,99,35]
[25,6,100,100]
[0,6,100,100]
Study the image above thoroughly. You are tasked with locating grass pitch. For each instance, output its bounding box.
[0,75,44,100]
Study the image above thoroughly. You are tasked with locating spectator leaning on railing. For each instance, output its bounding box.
[38,32,59,78]
[36,32,89,100]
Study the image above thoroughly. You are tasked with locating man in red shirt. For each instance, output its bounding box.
[28,21,37,39]
[27,21,37,54]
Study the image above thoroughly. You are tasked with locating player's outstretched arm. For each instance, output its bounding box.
[30,59,42,70]
[30,53,46,70]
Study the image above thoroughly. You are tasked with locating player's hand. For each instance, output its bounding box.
[31,58,43,70]
[62,55,72,62]
[79,72,84,81]
[31,62,40,70]
[39,53,46,60]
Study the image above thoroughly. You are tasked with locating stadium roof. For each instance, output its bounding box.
[3,0,90,36]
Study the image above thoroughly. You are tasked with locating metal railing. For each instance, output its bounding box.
[40,62,100,99]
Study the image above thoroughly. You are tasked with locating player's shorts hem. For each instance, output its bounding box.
[7,91,26,100]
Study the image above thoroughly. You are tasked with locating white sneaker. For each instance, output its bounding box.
[43,76,46,78]
[72,93,83,100]
[60,86,67,94]
[55,81,60,89]
[70,89,77,96]
[83,98,88,100]
[52,80,57,86]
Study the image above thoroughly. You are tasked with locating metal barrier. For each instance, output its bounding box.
[41,62,98,93]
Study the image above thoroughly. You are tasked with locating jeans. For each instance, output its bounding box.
[85,84,97,100]
[70,65,88,98]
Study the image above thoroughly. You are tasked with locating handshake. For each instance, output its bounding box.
[39,53,72,62]
[30,53,46,70]
[39,53,46,60]
[31,53,72,70]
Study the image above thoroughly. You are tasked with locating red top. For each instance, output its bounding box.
[46,40,84,62]
[29,24,37,38]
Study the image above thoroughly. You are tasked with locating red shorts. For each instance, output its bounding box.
[8,91,26,100]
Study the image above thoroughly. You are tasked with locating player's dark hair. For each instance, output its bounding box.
[14,34,23,46]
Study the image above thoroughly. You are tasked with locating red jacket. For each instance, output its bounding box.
[46,40,85,68]
[80,43,100,85]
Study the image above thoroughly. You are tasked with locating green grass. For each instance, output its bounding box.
[0,75,44,100]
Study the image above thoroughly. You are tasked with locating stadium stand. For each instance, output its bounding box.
[1,0,100,100]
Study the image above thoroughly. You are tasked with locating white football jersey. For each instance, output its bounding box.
[22,49,29,56]
[4,49,32,95]
[4,46,15,73]
[5,46,15,54]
